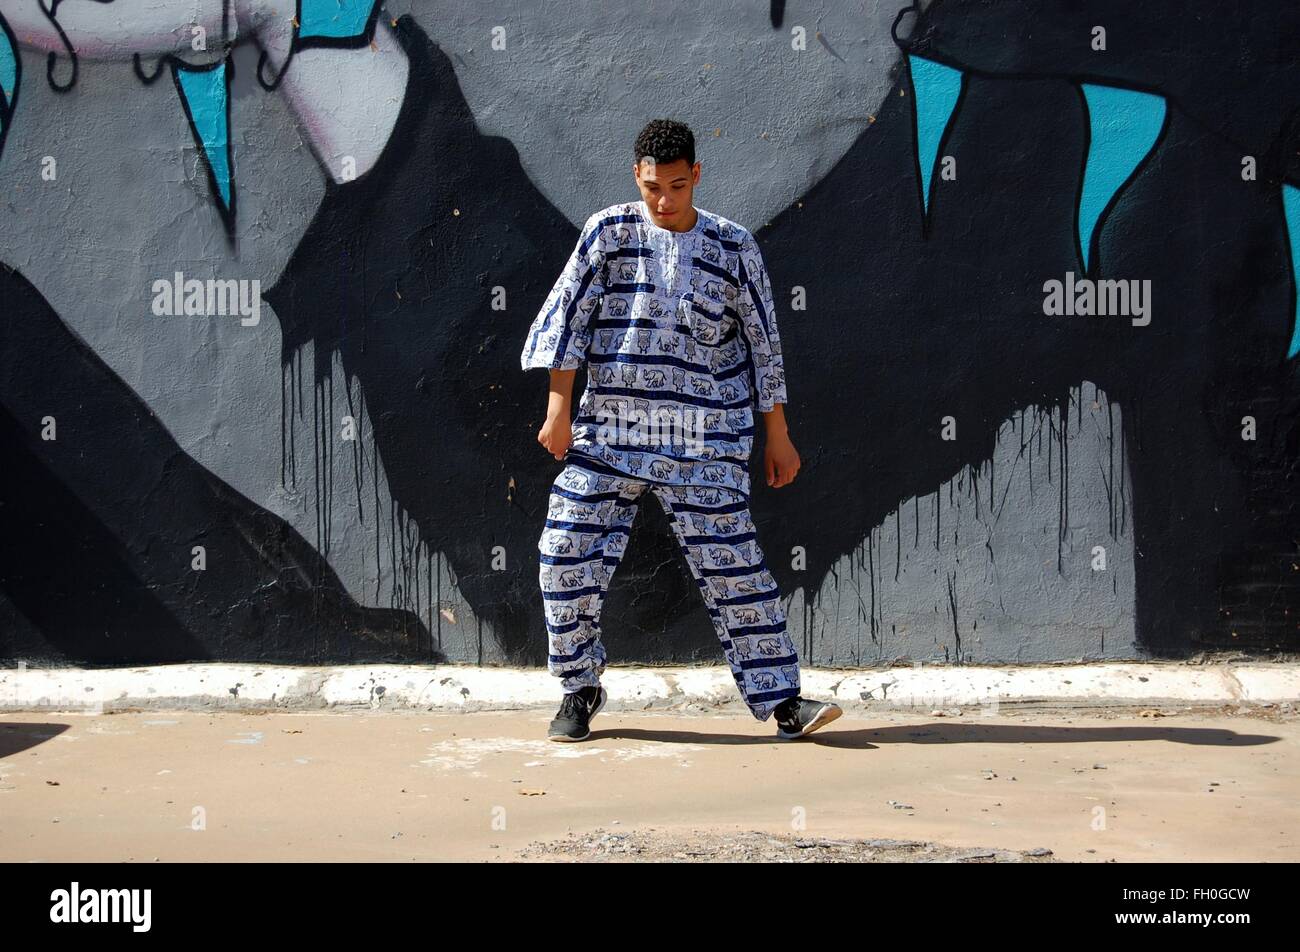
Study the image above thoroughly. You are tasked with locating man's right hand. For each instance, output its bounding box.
[537,413,572,461]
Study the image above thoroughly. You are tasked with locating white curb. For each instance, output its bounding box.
[0,661,1296,714]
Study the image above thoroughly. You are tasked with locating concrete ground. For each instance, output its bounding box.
[2,702,1297,862]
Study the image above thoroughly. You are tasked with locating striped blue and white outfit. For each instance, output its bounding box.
[521,200,799,720]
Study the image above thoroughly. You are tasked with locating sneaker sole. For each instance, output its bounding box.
[776,703,842,740]
[547,687,608,742]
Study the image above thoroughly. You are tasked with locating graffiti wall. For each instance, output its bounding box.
[1,0,1297,666]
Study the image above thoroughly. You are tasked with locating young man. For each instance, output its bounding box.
[521,119,842,742]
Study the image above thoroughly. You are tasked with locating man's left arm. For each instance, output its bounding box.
[737,232,800,488]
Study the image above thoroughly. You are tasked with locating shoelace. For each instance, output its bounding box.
[560,691,590,720]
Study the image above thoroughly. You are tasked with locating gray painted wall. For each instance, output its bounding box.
[0,1,1154,663]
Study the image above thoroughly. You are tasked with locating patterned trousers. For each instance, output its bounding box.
[538,456,801,721]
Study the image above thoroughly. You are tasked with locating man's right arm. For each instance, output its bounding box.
[537,368,577,460]
[524,212,607,459]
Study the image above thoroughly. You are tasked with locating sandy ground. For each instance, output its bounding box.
[1,703,1296,862]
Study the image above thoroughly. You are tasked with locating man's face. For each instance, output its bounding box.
[634,156,700,228]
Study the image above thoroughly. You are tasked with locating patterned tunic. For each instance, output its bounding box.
[521,199,788,496]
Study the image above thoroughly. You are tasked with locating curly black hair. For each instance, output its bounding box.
[634,119,696,167]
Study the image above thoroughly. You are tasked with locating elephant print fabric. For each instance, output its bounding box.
[538,456,801,720]
[521,200,788,497]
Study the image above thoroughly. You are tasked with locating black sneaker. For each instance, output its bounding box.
[548,685,607,742]
[774,696,842,740]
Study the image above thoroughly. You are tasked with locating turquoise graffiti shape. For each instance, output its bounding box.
[299,0,379,40]
[1283,184,1300,359]
[908,54,964,218]
[1,13,18,149]
[174,60,232,210]
[1078,84,1166,272]
[0,24,15,107]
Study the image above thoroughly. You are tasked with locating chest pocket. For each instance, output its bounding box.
[680,289,731,346]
